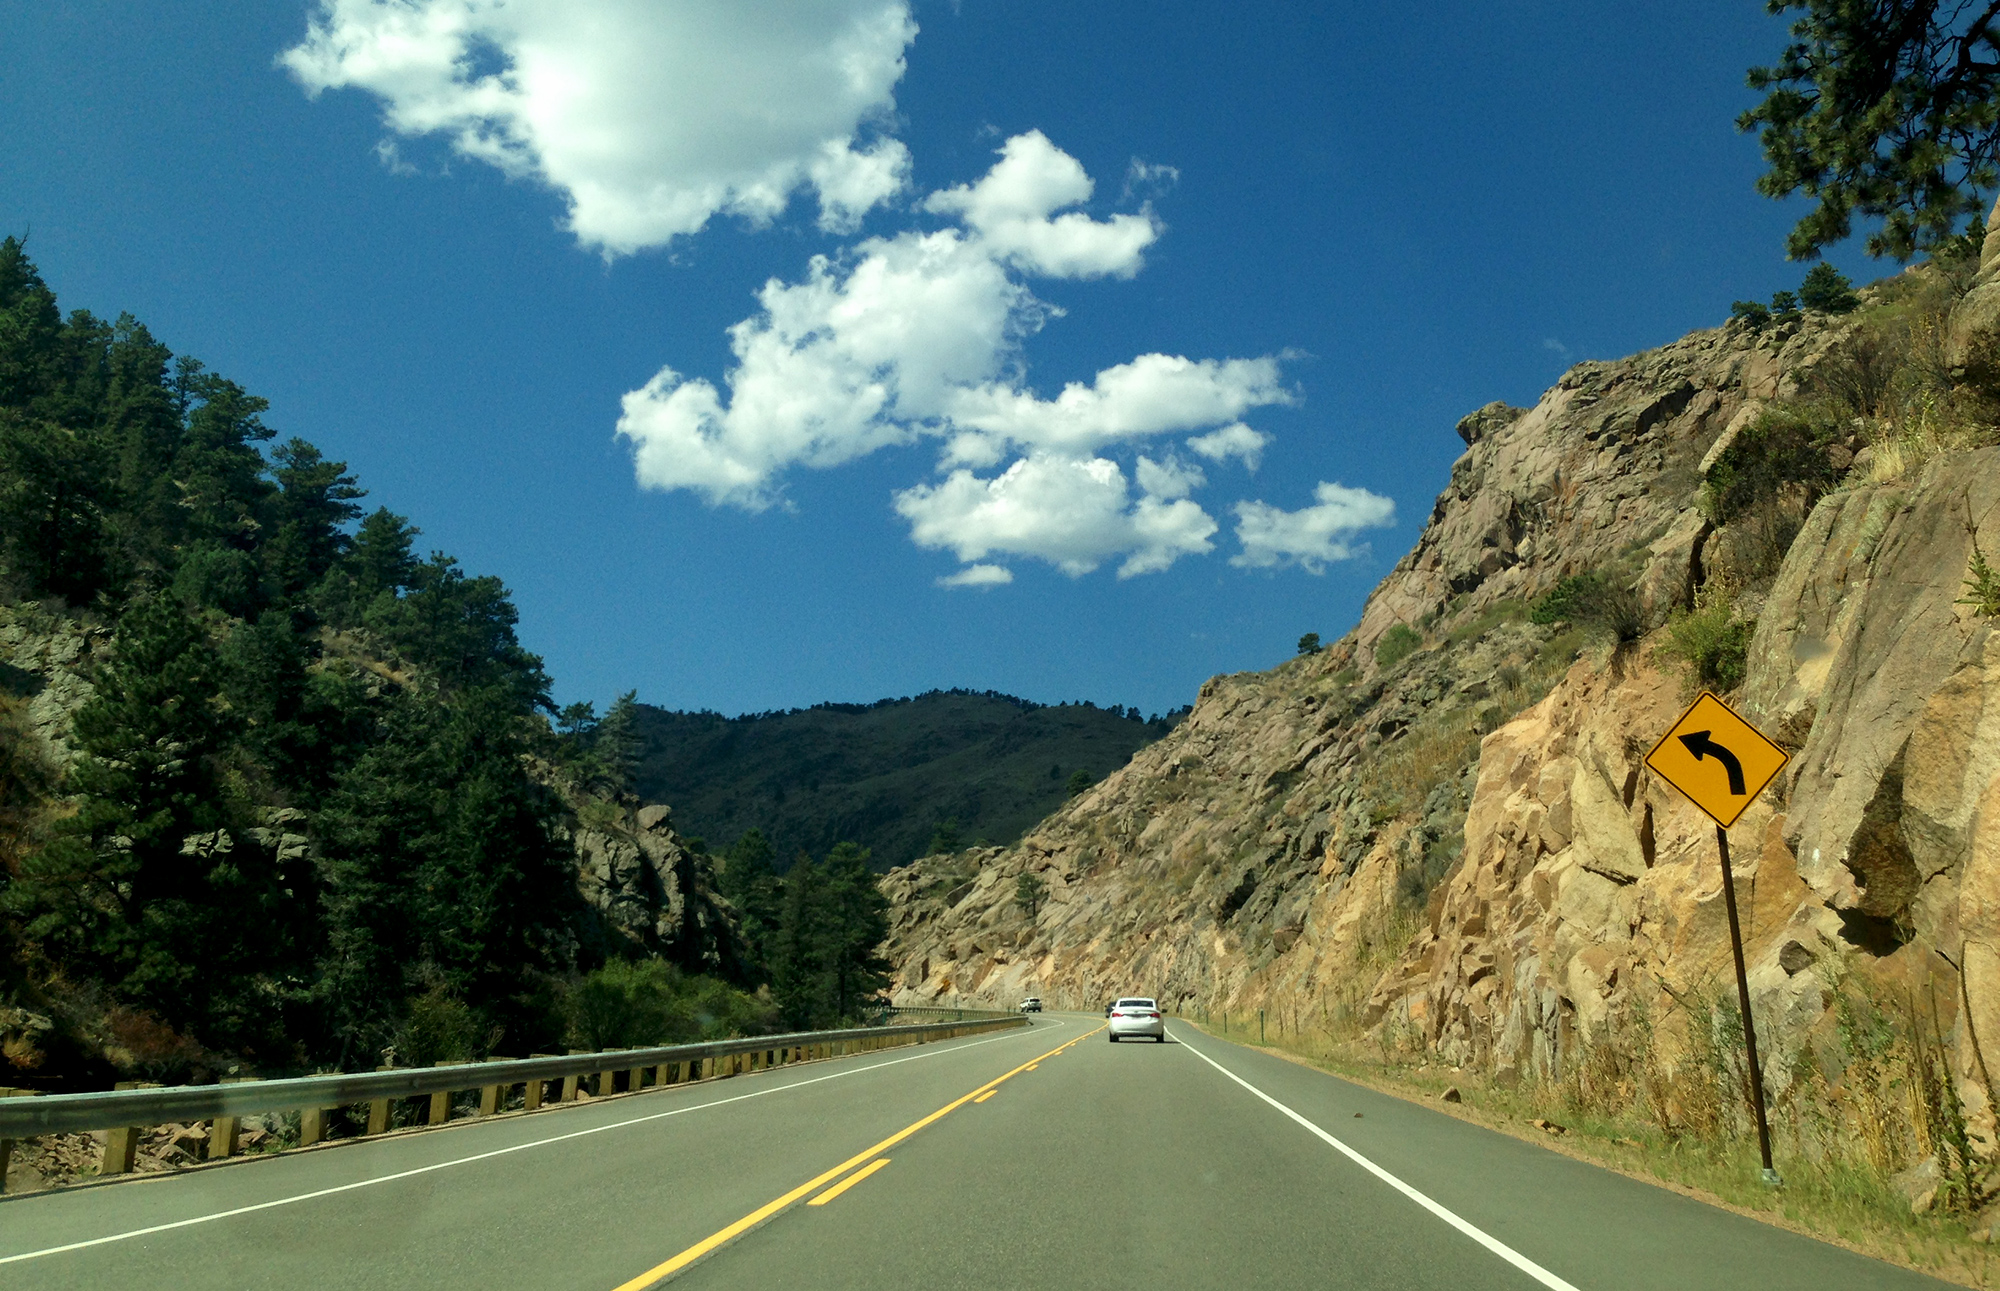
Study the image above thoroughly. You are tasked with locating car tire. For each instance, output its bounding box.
[1108,1034,1118,1043]
[1154,1034,1164,1043]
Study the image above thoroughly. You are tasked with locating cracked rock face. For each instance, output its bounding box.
[562,795,743,978]
[882,299,2000,1125]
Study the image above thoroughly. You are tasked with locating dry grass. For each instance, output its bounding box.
[1202,966,2000,1286]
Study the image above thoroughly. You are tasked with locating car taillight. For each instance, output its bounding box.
[1148,1012,1160,1019]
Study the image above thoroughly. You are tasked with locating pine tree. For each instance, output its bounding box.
[771,851,833,1027]
[314,685,576,1065]
[1742,3,2000,260]
[3,595,298,1051]
[264,439,364,597]
[719,828,780,982]
[822,842,889,1021]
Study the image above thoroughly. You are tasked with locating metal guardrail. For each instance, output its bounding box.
[881,1005,1019,1021]
[0,1015,1027,1144]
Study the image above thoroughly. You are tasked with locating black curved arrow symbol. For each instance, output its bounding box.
[1679,730,1746,795]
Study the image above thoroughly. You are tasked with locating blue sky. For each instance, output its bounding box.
[1,1,1841,718]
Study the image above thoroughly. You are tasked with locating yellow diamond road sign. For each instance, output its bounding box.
[1644,691,1789,829]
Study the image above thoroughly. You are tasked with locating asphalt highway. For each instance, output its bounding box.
[0,1014,1957,1289]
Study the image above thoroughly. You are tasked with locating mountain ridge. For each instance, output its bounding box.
[631,689,1181,871]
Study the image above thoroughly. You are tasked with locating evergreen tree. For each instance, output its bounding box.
[345,508,421,598]
[1014,871,1046,919]
[822,842,890,1022]
[718,827,780,982]
[593,690,642,792]
[2,595,299,1051]
[1799,262,1860,312]
[314,685,576,1065]
[770,850,832,1027]
[264,439,364,598]
[1742,2,2000,260]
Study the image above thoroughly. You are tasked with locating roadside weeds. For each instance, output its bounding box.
[1178,1018,1999,1290]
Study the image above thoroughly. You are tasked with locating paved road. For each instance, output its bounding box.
[0,1014,1956,1289]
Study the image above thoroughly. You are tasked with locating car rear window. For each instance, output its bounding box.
[1115,999,1155,1009]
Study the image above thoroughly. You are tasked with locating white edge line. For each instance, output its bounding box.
[1171,1025,1581,1291]
[0,1021,1055,1267]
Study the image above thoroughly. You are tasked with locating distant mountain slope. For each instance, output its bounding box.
[630,691,1180,869]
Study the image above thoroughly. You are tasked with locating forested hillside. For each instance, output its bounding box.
[631,691,1180,871]
[0,240,890,1091]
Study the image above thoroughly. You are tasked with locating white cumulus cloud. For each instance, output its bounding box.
[922,130,1158,278]
[1186,421,1269,470]
[894,455,1216,579]
[282,0,917,255]
[1232,482,1396,573]
[937,563,1012,589]
[617,132,1296,582]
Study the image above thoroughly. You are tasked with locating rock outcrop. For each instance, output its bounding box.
[561,795,743,977]
[883,286,2000,1142]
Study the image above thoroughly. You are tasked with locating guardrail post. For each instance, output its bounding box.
[213,1075,258,1157]
[563,1050,585,1102]
[627,1056,645,1094]
[0,1086,39,1192]
[597,1053,617,1097]
[525,1054,553,1110]
[429,1061,453,1124]
[300,1102,329,1147]
[480,1058,514,1116]
[366,1068,394,1136]
[100,1081,156,1175]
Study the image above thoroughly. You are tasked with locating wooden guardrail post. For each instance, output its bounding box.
[300,1102,329,1147]
[366,1068,394,1136]
[100,1081,157,1175]
[479,1058,514,1116]
[563,1049,585,1102]
[627,1057,645,1094]
[0,1087,39,1193]
[597,1052,618,1098]
[211,1076,257,1157]
[526,1054,553,1110]
[428,1061,453,1124]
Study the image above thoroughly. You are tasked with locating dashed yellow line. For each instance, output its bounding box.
[806,1157,890,1205]
[610,1024,1101,1289]
[973,1090,997,1103]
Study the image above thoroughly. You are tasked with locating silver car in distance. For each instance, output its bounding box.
[1106,997,1164,1042]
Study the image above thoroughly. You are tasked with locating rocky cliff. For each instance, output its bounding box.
[882,264,2000,1157]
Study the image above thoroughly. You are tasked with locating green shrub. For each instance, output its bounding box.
[1529,573,1644,642]
[563,958,776,1051]
[1959,541,2000,617]
[1444,599,1526,645]
[1770,289,1802,321]
[393,984,486,1066]
[1731,299,1772,329]
[1701,405,1841,526]
[1374,624,1422,670]
[1656,594,1754,693]
[1296,632,1322,655]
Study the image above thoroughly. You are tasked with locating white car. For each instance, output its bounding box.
[1106,997,1164,1042]
[1019,997,1043,1012]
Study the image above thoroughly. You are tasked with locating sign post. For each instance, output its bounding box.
[1644,691,1790,1187]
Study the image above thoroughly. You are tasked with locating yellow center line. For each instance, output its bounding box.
[805,1157,890,1206]
[610,1023,1103,1290]
[972,1090,997,1103]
